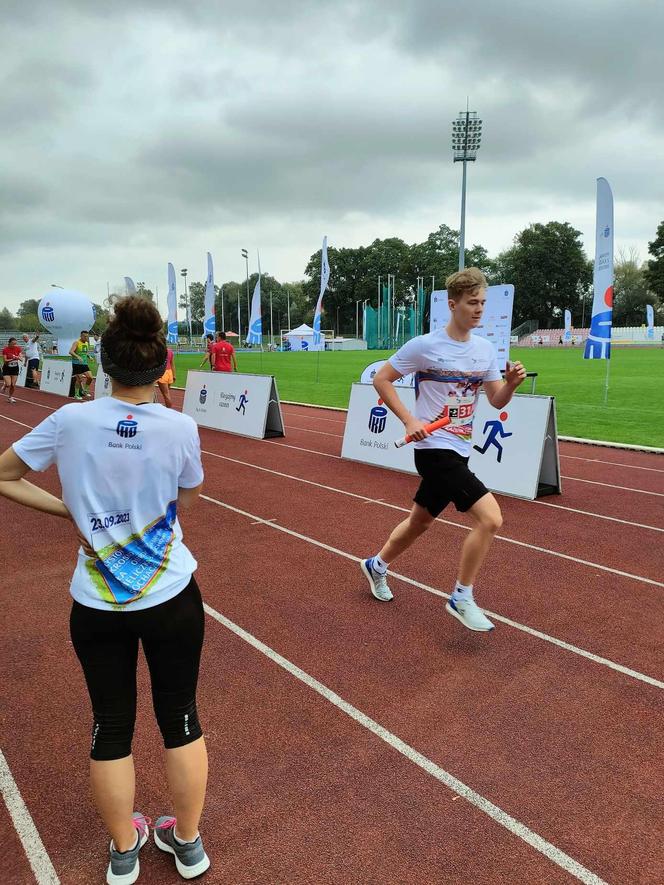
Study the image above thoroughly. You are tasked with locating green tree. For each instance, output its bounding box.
[91,303,110,334]
[15,314,41,332]
[17,299,40,318]
[644,220,664,300]
[0,307,16,329]
[183,282,205,323]
[613,249,662,326]
[497,222,592,327]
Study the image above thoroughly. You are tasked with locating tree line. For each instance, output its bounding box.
[2,219,663,334]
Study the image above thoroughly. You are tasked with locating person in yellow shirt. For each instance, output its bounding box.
[69,330,94,399]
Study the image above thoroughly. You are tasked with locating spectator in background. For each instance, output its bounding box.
[22,333,42,388]
[210,331,237,373]
[2,337,25,402]
[199,334,214,370]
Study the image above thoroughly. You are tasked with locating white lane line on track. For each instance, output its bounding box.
[284,427,664,498]
[0,750,60,884]
[284,424,344,438]
[9,391,662,493]
[1,411,660,542]
[200,449,664,588]
[203,601,608,885]
[270,441,663,531]
[9,396,57,411]
[201,494,664,691]
[280,409,346,426]
[526,499,663,533]
[274,436,662,498]
[271,441,343,459]
[561,454,664,474]
[562,476,664,497]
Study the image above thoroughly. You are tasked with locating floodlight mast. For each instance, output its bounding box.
[452,108,482,270]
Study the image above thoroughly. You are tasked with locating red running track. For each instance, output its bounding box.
[1,387,663,884]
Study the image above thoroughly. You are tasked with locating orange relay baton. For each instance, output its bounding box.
[394,415,451,448]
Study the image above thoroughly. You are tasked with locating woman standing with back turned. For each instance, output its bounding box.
[0,296,211,883]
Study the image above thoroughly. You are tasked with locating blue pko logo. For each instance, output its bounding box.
[199,385,207,404]
[369,403,387,434]
[41,303,55,322]
[116,416,138,438]
[604,226,610,238]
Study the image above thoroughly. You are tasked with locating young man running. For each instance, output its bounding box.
[361,268,526,632]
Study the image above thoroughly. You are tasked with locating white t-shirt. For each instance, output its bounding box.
[389,329,502,456]
[24,340,40,360]
[13,397,204,611]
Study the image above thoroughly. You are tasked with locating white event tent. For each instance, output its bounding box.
[283,323,323,351]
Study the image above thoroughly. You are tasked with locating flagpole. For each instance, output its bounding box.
[604,356,610,404]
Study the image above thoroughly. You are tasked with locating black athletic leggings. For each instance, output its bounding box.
[70,576,204,761]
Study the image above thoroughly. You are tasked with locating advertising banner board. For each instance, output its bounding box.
[341,383,560,500]
[40,357,73,397]
[183,371,284,440]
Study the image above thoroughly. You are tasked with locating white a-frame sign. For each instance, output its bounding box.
[468,393,562,500]
[341,385,561,501]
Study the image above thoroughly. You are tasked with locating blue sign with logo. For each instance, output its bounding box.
[116,417,138,438]
[368,405,387,434]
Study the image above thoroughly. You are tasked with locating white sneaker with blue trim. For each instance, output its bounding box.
[446,595,494,632]
[361,558,393,602]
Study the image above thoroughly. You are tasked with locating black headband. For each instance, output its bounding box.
[100,341,167,387]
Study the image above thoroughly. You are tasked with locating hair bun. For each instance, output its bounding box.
[112,296,163,342]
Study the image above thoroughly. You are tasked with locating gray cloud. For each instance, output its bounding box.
[0,0,662,310]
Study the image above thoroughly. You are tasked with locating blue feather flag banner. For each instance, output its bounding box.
[247,252,262,345]
[166,263,178,344]
[204,252,216,338]
[312,236,330,348]
[584,178,613,360]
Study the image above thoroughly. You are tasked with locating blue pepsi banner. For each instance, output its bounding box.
[584,178,614,360]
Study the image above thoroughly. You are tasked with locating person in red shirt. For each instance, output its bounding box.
[210,332,237,373]
[2,337,25,403]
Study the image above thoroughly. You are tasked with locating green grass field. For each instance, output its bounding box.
[171,347,664,448]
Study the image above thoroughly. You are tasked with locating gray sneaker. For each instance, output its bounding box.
[361,558,393,602]
[106,812,150,885]
[154,816,210,879]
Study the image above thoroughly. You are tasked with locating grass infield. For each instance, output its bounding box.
[171,346,663,448]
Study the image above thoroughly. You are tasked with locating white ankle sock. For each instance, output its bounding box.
[452,581,473,601]
[175,831,199,845]
[114,832,139,854]
[372,554,388,574]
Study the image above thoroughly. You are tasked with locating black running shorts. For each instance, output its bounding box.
[414,448,489,517]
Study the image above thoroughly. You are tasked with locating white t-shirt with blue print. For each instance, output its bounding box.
[13,397,204,611]
[389,329,502,456]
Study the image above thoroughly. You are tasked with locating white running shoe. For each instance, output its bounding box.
[446,595,494,632]
[8,397,16,403]
[361,558,393,602]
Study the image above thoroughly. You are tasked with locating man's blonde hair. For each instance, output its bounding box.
[445,267,487,301]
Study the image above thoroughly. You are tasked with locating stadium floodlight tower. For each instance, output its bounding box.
[452,107,482,270]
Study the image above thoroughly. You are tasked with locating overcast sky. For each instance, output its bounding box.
[2,0,662,315]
